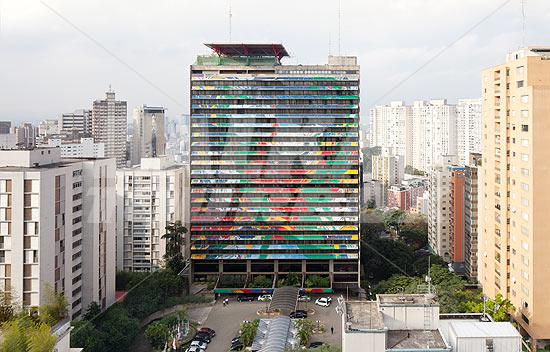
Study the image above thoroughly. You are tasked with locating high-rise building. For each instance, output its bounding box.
[456,99,482,165]
[464,153,481,281]
[369,101,412,165]
[371,147,404,206]
[449,166,466,270]
[0,122,11,135]
[480,47,550,346]
[427,155,457,262]
[38,119,60,137]
[131,105,166,165]
[92,90,127,167]
[190,44,360,289]
[12,123,37,149]
[0,148,116,319]
[116,157,188,272]
[411,100,457,172]
[61,109,92,135]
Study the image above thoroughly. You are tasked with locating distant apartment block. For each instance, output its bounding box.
[456,99,482,165]
[131,105,166,165]
[116,157,188,272]
[449,166,466,271]
[92,90,127,167]
[369,101,412,164]
[61,109,92,135]
[46,137,105,159]
[371,147,404,206]
[0,148,116,320]
[464,153,481,281]
[387,182,425,212]
[0,121,11,135]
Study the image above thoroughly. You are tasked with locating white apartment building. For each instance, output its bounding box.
[131,105,166,166]
[456,99,482,165]
[46,137,105,159]
[61,109,92,135]
[92,90,127,167]
[38,119,60,137]
[369,101,412,165]
[116,157,188,272]
[428,155,457,262]
[411,100,457,173]
[0,148,116,320]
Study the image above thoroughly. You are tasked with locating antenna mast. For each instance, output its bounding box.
[338,0,342,56]
[228,0,233,42]
[521,0,526,47]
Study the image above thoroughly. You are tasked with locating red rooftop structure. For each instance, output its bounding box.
[205,43,290,63]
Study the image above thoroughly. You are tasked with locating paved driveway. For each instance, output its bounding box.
[190,295,342,352]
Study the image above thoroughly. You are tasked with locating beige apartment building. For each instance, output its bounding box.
[480,46,550,348]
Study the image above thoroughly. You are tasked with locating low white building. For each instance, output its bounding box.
[0,148,116,320]
[46,137,105,159]
[342,294,521,352]
[116,157,189,272]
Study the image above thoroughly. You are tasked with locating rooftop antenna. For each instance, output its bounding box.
[520,0,526,47]
[338,0,342,56]
[228,0,233,43]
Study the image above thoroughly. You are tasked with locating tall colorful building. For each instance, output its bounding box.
[189,44,360,290]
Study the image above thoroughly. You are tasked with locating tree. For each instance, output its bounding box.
[145,321,170,349]
[294,319,315,346]
[39,284,68,326]
[82,302,101,321]
[383,209,406,237]
[466,293,514,322]
[0,292,16,324]
[162,221,187,273]
[304,275,330,288]
[366,198,376,209]
[240,320,259,347]
[0,316,56,352]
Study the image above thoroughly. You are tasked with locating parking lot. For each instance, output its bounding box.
[190,294,342,352]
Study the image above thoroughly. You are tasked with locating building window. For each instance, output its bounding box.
[517,81,524,88]
[521,125,528,132]
[521,95,529,103]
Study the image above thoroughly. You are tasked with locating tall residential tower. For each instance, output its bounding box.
[92,90,127,167]
[190,44,360,291]
[480,47,550,347]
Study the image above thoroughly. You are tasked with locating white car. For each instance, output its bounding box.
[190,340,208,350]
[186,347,205,352]
[315,297,332,307]
[298,295,311,302]
[258,294,272,302]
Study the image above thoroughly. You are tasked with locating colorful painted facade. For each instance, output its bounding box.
[190,44,360,288]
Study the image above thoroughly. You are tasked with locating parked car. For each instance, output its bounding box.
[190,340,208,350]
[230,342,243,351]
[309,341,326,349]
[237,295,255,302]
[194,332,211,343]
[289,310,308,319]
[186,347,205,352]
[258,294,272,302]
[198,327,216,338]
[231,336,241,345]
[315,297,332,307]
[298,295,311,302]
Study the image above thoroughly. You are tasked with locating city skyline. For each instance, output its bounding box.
[2,0,549,121]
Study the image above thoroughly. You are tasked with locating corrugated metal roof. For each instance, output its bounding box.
[450,322,521,338]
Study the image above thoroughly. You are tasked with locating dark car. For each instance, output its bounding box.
[289,310,308,319]
[194,332,211,343]
[230,342,244,351]
[198,327,216,338]
[237,295,256,302]
[309,341,326,349]
[231,336,241,344]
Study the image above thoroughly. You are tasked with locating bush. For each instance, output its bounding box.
[248,275,272,288]
[145,321,170,349]
[305,275,330,288]
[240,320,259,347]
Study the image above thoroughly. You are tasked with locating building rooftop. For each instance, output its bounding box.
[345,301,384,331]
[386,330,448,350]
[449,321,521,338]
[205,43,289,60]
[377,294,438,306]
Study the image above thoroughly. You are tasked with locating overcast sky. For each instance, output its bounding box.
[1,0,548,123]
